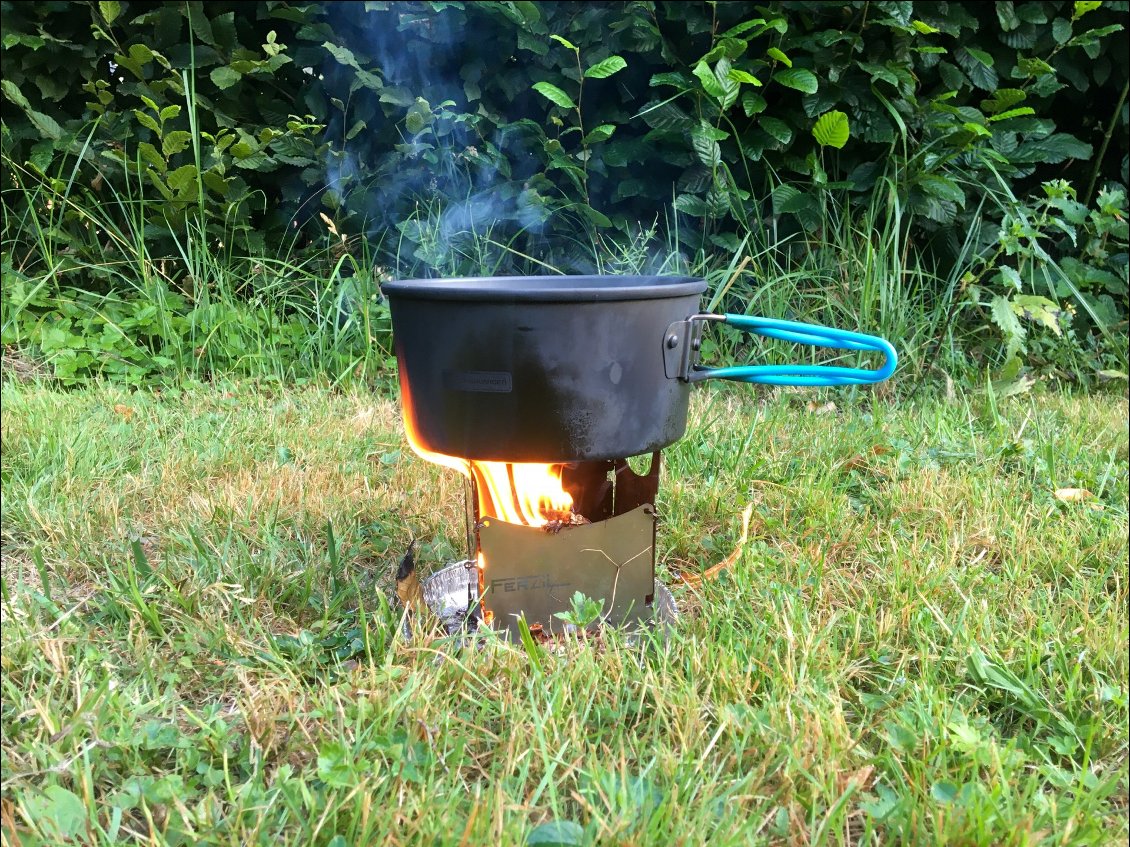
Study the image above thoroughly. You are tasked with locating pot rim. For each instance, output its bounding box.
[381,274,706,303]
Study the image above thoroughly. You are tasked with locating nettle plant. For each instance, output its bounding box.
[964,180,1129,380]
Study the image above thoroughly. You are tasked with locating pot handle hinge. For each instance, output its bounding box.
[663,314,724,381]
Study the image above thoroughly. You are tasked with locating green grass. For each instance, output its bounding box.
[1,377,1127,845]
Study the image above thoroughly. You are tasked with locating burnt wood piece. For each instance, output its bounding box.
[561,460,615,522]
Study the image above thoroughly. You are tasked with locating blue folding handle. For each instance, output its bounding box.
[693,314,897,387]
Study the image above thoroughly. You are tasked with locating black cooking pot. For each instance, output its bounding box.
[383,275,706,462]
[382,275,898,462]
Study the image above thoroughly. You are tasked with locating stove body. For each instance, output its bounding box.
[474,453,661,637]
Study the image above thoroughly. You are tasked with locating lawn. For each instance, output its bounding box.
[1,377,1127,845]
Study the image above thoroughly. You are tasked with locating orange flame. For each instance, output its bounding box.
[400,376,573,527]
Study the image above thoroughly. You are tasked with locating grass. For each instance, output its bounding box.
[2,139,1030,392]
[1,375,1126,845]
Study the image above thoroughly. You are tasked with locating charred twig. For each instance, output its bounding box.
[394,540,425,612]
[542,512,591,534]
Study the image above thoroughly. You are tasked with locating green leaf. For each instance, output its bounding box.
[1,80,63,140]
[721,18,769,38]
[4,32,45,49]
[995,354,1023,383]
[955,48,997,90]
[966,47,994,67]
[774,68,818,94]
[323,42,361,70]
[912,19,941,33]
[99,0,121,23]
[1012,133,1092,164]
[760,116,792,145]
[673,193,708,216]
[714,58,741,108]
[637,100,693,130]
[777,188,816,215]
[1017,56,1055,76]
[26,786,86,838]
[579,206,612,227]
[1017,4,1050,23]
[693,61,725,101]
[997,266,1024,290]
[692,123,722,167]
[512,1,541,23]
[162,130,192,156]
[138,142,166,173]
[772,185,800,216]
[1072,1,1101,21]
[650,71,692,89]
[29,140,54,173]
[132,110,160,134]
[527,820,584,846]
[1052,17,1073,43]
[229,140,256,159]
[997,1,1021,30]
[742,91,767,116]
[210,66,242,90]
[766,47,792,67]
[938,61,968,90]
[549,34,577,51]
[772,184,820,229]
[712,58,739,109]
[349,68,383,93]
[532,81,575,109]
[584,56,627,79]
[583,124,616,143]
[517,28,549,56]
[918,174,964,204]
[702,36,749,63]
[990,294,1026,357]
[1069,24,1125,47]
[516,616,545,672]
[1012,295,1063,336]
[159,105,181,122]
[980,88,1026,113]
[345,119,366,141]
[988,107,1035,121]
[931,781,960,805]
[728,69,762,86]
[812,110,850,148]
[166,164,199,194]
[201,170,230,196]
[858,61,901,87]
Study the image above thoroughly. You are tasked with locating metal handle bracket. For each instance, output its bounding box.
[663,314,723,381]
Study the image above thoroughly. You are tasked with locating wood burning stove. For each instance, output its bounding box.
[382,275,896,638]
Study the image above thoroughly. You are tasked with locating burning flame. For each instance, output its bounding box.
[400,377,573,527]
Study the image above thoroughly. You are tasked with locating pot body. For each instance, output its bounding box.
[383,275,707,462]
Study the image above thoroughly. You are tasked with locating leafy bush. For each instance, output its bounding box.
[1,0,1127,383]
[967,181,1128,380]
